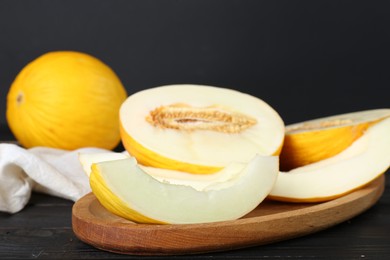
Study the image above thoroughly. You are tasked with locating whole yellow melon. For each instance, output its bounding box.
[6,51,128,150]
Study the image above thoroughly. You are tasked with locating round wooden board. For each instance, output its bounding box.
[72,175,385,256]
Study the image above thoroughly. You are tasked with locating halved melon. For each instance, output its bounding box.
[280,109,390,171]
[269,116,390,202]
[86,154,278,224]
[119,85,284,174]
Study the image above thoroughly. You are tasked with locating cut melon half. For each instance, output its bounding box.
[269,116,390,202]
[84,154,278,224]
[280,109,390,171]
[119,84,284,174]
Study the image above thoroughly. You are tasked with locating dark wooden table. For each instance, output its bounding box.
[1,125,389,259]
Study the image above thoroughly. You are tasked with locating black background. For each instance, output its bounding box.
[1,0,390,133]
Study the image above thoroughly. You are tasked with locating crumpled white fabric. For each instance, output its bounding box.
[0,143,112,214]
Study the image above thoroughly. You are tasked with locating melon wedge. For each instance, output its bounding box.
[269,116,390,202]
[85,154,278,224]
[280,109,390,171]
[80,152,250,191]
[119,84,284,174]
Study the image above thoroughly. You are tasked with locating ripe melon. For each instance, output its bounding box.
[80,153,278,224]
[271,111,390,202]
[6,51,127,150]
[280,109,390,171]
[119,84,285,174]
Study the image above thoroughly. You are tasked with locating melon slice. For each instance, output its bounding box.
[85,154,278,224]
[269,116,390,202]
[280,109,390,171]
[80,152,250,191]
[119,84,284,174]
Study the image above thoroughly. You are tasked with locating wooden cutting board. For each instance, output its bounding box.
[72,175,385,256]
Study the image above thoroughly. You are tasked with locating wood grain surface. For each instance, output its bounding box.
[72,175,385,256]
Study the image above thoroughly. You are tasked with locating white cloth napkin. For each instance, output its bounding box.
[0,143,111,214]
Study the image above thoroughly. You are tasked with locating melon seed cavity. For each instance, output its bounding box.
[146,104,257,133]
